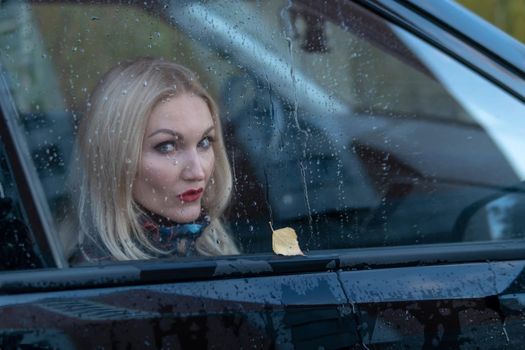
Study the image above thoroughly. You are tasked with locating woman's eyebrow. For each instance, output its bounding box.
[202,125,215,137]
[148,129,182,138]
[148,126,214,139]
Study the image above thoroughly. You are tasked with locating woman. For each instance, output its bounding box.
[63,58,239,263]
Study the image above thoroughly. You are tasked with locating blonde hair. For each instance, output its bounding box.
[67,58,238,261]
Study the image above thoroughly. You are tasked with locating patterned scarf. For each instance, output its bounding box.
[140,211,210,257]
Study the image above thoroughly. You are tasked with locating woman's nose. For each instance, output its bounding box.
[181,151,205,181]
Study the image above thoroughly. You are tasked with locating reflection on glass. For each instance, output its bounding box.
[0,0,524,264]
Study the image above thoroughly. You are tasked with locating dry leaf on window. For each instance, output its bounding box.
[270,223,305,256]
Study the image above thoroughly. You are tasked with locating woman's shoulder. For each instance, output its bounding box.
[68,237,114,266]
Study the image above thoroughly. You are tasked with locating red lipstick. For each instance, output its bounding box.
[178,188,203,202]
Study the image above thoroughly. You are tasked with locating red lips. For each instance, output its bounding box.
[178,188,204,202]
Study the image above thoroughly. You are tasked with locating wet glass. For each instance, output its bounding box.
[0,0,524,264]
[0,138,45,270]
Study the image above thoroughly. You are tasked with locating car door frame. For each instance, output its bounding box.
[1,0,525,348]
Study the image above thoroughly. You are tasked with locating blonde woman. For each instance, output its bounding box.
[64,58,239,263]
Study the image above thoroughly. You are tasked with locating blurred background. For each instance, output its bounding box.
[457,0,525,43]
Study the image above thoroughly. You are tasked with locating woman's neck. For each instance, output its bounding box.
[139,206,204,226]
[138,206,173,225]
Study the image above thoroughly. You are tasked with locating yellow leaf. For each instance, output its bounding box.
[270,223,304,256]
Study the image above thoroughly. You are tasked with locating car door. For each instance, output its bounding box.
[332,1,525,348]
[0,2,356,348]
[1,0,525,349]
[340,252,525,348]
[0,262,355,348]
[0,68,354,345]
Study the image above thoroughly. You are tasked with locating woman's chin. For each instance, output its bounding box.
[168,204,202,223]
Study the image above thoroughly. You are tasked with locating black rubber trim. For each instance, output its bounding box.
[402,0,525,77]
[1,240,525,295]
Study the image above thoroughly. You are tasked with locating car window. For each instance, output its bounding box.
[0,0,524,266]
[0,136,45,270]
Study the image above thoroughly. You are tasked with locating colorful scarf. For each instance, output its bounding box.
[140,211,210,257]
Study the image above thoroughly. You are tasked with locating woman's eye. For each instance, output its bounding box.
[155,142,176,154]
[198,136,214,150]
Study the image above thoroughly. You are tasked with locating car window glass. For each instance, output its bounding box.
[0,0,524,266]
[0,138,45,271]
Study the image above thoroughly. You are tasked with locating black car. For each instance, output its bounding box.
[1,0,525,348]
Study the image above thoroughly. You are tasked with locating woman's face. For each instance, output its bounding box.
[133,93,216,223]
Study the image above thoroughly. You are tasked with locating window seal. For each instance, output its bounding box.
[1,240,524,295]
